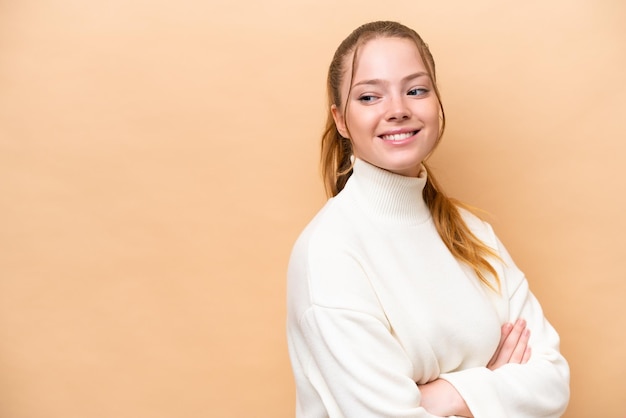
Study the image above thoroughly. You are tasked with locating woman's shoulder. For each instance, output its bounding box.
[290,197,361,260]
[287,197,381,315]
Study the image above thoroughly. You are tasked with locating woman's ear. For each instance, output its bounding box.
[331,104,349,138]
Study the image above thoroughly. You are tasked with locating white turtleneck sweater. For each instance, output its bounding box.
[286,159,569,418]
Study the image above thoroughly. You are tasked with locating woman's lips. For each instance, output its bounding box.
[379,130,419,142]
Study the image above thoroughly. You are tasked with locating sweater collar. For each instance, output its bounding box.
[342,158,431,225]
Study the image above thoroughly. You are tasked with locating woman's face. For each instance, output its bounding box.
[332,37,440,177]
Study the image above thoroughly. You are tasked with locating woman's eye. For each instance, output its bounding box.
[358,95,377,103]
[408,88,428,96]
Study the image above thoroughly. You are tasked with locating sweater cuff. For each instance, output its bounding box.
[439,367,506,418]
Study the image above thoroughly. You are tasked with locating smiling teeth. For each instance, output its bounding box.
[380,132,414,141]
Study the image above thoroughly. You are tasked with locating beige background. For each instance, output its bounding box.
[1,0,624,417]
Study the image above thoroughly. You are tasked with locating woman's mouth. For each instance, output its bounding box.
[379,130,419,142]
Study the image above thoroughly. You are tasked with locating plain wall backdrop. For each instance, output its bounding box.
[1,0,625,416]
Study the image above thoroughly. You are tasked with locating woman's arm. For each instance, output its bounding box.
[418,319,532,417]
[296,305,445,418]
[435,233,570,417]
[289,225,446,417]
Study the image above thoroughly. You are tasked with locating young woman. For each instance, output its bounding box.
[287,21,569,417]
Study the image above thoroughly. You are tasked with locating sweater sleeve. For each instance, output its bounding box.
[290,222,441,418]
[298,305,442,418]
[439,234,570,417]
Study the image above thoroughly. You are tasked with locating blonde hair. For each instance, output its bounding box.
[321,21,500,291]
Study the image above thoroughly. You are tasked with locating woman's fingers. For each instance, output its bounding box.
[487,323,513,369]
[499,319,526,361]
[521,345,532,364]
[488,319,531,370]
[495,322,514,355]
[510,327,531,363]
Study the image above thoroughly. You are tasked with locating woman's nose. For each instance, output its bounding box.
[385,96,411,121]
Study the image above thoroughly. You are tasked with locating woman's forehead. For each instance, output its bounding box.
[344,37,428,83]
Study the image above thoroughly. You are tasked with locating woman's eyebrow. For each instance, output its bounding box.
[352,71,429,87]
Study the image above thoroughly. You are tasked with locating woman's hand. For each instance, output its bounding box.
[487,318,532,370]
[418,378,473,418]
[418,320,531,417]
